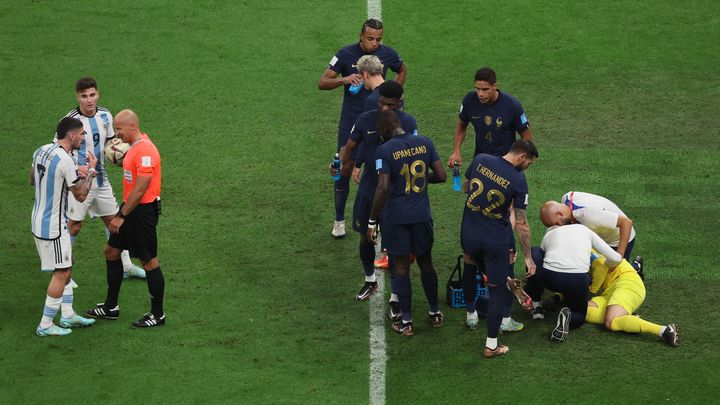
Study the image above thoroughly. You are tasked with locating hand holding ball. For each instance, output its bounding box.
[104,138,130,166]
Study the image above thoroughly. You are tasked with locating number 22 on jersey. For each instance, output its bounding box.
[466,178,505,219]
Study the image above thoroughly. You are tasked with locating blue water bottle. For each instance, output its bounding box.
[348,81,364,95]
[452,161,462,192]
[475,273,488,318]
[331,153,341,181]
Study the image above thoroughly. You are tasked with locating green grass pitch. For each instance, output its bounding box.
[1,0,719,403]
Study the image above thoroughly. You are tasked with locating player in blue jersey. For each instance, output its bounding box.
[449,68,533,332]
[345,54,387,185]
[57,78,146,280]
[359,55,386,115]
[31,117,98,336]
[460,139,538,357]
[339,82,416,313]
[367,110,446,336]
[318,18,407,239]
[448,67,532,167]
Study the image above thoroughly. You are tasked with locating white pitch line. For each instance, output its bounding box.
[368,258,386,405]
[367,0,382,20]
[366,2,385,403]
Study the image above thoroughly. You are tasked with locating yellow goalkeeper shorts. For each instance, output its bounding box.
[602,263,646,315]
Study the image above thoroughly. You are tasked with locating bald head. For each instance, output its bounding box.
[114,109,141,143]
[540,201,572,227]
[115,109,138,125]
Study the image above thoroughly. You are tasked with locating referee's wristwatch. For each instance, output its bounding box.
[117,205,127,219]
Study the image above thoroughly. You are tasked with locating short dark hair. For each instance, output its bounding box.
[378,80,403,99]
[56,117,84,139]
[510,139,539,158]
[75,77,97,93]
[361,18,383,33]
[474,67,497,84]
[377,110,400,136]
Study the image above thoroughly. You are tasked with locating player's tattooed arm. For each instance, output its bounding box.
[69,150,97,203]
[514,207,536,276]
[69,170,95,202]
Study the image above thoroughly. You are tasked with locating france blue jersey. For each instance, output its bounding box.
[363,88,380,113]
[375,134,440,224]
[461,154,529,245]
[327,43,403,135]
[458,90,529,156]
[351,110,417,196]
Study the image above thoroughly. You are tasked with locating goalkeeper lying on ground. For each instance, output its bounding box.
[587,252,678,347]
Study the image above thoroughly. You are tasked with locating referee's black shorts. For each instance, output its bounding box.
[109,199,160,262]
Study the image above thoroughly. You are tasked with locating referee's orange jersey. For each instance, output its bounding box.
[122,134,161,203]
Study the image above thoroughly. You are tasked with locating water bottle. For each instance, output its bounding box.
[348,81,364,95]
[452,161,462,192]
[331,153,341,181]
[475,273,489,318]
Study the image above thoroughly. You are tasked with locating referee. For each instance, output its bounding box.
[86,109,165,328]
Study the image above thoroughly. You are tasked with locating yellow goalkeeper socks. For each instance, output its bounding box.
[610,315,663,336]
[585,305,605,324]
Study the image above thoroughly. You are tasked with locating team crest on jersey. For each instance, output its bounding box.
[124,169,132,182]
[484,115,492,126]
[496,116,503,127]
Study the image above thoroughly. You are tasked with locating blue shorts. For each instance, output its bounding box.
[337,120,354,151]
[461,238,512,286]
[352,192,372,233]
[618,238,635,261]
[382,220,434,257]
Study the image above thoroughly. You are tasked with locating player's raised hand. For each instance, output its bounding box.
[343,73,362,86]
[77,165,89,178]
[85,150,97,169]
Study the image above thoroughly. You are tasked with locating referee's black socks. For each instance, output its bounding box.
[105,259,124,309]
[146,266,165,318]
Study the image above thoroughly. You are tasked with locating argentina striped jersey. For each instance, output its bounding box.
[31,144,78,240]
[55,107,114,187]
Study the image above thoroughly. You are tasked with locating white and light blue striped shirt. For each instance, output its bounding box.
[31,144,78,240]
[55,107,114,187]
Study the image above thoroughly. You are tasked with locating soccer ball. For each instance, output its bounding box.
[104,138,130,166]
